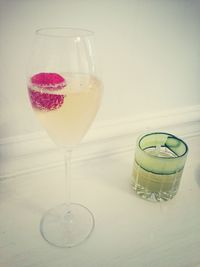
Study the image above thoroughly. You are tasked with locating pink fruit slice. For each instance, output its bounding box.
[29,72,66,111]
[31,72,66,90]
[29,90,65,111]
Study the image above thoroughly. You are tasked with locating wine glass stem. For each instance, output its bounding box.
[64,150,72,209]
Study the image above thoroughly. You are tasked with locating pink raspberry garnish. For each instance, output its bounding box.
[29,72,66,111]
[29,90,64,111]
[31,72,66,90]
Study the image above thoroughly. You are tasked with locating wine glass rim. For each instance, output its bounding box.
[35,27,94,38]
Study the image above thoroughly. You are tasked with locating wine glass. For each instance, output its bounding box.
[26,27,103,247]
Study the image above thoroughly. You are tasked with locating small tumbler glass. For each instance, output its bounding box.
[132,132,188,202]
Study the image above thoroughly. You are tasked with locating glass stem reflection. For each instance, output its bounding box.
[64,150,72,209]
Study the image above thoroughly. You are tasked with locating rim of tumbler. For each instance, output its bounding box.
[35,27,94,38]
[138,132,188,159]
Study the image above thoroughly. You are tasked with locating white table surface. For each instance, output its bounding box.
[0,135,200,267]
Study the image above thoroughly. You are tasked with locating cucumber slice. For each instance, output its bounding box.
[166,136,181,148]
[136,132,188,175]
[135,159,183,175]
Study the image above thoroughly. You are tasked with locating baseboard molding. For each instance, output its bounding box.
[1,105,200,179]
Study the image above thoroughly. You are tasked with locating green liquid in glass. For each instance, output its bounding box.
[132,133,188,202]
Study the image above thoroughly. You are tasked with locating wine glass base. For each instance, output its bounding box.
[40,203,95,248]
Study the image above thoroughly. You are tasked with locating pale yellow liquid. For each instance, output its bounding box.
[31,73,102,147]
[132,161,183,201]
[132,148,183,201]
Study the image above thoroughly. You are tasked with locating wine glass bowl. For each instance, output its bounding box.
[28,71,102,148]
[27,28,103,247]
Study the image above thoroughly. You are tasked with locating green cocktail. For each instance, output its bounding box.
[132,132,188,201]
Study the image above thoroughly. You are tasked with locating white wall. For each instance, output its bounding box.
[0,0,199,138]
